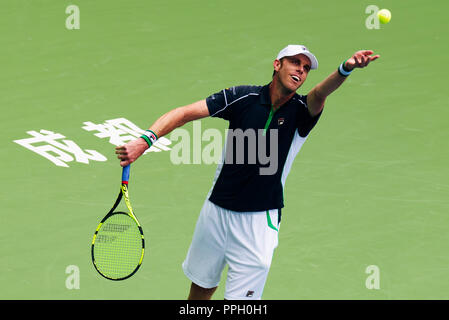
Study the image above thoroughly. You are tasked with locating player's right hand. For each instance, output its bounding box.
[115,138,149,167]
[344,50,380,71]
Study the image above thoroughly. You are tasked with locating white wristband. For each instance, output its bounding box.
[338,62,352,77]
[140,130,158,147]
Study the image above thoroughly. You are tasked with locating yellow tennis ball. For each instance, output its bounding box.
[378,9,391,24]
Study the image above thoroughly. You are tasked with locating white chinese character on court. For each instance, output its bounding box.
[14,130,107,167]
[82,118,171,153]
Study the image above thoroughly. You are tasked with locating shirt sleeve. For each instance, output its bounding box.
[206,86,245,121]
[296,94,323,137]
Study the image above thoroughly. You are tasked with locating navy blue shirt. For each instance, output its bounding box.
[206,83,322,212]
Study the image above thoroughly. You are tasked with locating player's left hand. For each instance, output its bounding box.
[345,50,380,71]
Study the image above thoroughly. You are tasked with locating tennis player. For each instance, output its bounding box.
[116,45,379,300]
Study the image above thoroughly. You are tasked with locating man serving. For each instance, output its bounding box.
[115,45,379,300]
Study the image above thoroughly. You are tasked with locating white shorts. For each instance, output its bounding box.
[182,199,281,300]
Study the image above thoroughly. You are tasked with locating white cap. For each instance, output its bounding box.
[276,44,318,69]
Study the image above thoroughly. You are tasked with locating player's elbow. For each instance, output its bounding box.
[311,86,327,102]
[307,90,326,117]
[174,106,190,128]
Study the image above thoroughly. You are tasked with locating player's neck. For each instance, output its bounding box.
[269,79,295,111]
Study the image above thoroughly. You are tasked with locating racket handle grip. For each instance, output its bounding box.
[122,164,130,184]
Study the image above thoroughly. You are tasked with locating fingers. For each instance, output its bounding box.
[115,144,138,167]
[360,50,374,55]
[115,144,128,155]
[115,149,127,156]
[352,50,379,68]
[360,55,369,66]
[115,139,146,166]
[117,151,132,167]
[120,160,130,167]
[115,145,129,164]
[353,55,367,68]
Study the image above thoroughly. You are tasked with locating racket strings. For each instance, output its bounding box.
[93,213,143,279]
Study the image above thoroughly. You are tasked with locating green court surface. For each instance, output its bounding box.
[1,0,448,299]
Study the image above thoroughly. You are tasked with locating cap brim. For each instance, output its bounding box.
[299,52,318,70]
[276,51,318,70]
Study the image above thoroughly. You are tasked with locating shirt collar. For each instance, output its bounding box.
[261,82,299,110]
[259,83,272,106]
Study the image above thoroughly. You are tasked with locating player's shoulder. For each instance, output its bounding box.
[226,84,264,98]
[291,92,308,108]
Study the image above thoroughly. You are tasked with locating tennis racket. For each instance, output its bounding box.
[91,164,145,280]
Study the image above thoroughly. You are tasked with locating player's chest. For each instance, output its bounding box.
[232,103,297,137]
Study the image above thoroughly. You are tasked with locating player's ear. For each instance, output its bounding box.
[273,59,282,72]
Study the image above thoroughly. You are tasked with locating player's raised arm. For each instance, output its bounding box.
[115,99,210,166]
[307,50,380,117]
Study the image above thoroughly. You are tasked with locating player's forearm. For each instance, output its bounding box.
[317,50,380,98]
[313,69,348,101]
[308,51,379,116]
[148,100,209,139]
[115,101,209,166]
[307,69,348,116]
[148,107,186,139]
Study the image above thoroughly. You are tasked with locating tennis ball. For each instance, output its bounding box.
[378,9,391,24]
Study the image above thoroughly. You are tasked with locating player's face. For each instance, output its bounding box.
[274,54,311,92]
